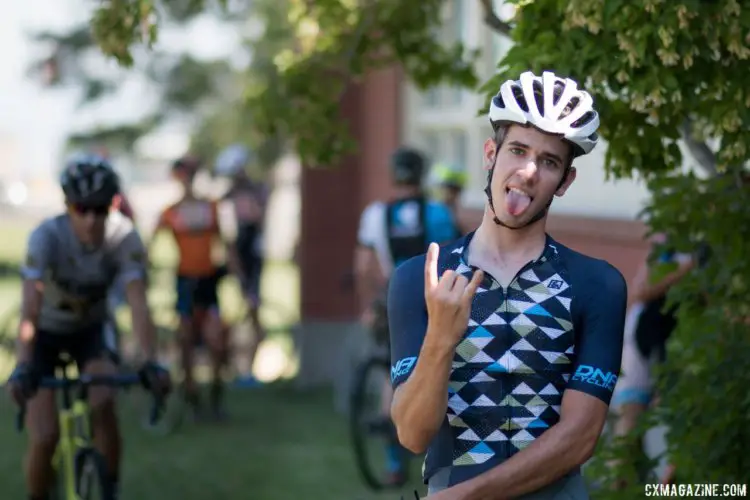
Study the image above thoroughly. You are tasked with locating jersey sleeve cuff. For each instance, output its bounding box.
[20,267,43,280]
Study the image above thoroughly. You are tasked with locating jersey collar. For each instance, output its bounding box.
[458,230,559,269]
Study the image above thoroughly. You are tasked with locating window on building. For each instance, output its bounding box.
[490,0,515,73]
[421,0,467,108]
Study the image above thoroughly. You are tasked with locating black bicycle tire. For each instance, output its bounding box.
[349,354,405,491]
[74,447,112,500]
[49,468,65,500]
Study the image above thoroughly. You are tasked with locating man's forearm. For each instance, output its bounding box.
[16,318,37,363]
[458,422,592,500]
[391,329,454,452]
[635,264,693,303]
[132,307,157,360]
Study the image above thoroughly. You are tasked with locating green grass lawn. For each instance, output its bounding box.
[0,217,426,499]
[0,384,425,499]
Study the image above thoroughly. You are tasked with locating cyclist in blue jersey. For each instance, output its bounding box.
[354,146,459,486]
[388,71,627,499]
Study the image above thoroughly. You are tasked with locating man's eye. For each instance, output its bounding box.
[509,148,524,155]
[543,158,560,168]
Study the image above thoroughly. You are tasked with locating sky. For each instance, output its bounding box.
[0,1,244,177]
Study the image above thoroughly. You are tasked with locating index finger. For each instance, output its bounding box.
[424,242,439,290]
[462,269,485,303]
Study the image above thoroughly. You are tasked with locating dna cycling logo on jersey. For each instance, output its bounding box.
[391,356,418,382]
[571,364,618,392]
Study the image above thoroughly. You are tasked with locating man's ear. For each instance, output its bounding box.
[483,138,496,171]
[555,166,577,197]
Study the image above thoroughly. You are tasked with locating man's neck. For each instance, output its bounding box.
[470,206,548,264]
[393,185,421,199]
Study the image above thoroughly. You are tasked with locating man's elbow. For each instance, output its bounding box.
[568,422,602,466]
[392,420,431,454]
[390,404,436,454]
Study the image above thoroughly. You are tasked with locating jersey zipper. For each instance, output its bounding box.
[482,256,546,456]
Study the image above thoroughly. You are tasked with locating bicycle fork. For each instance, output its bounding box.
[55,401,91,500]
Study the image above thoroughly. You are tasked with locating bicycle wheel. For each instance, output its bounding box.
[350,354,408,491]
[74,447,111,500]
[49,468,65,500]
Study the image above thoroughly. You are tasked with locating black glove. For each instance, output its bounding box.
[138,360,171,395]
[7,363,40,406]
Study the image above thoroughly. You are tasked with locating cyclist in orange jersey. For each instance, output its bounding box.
[150,156,232,420]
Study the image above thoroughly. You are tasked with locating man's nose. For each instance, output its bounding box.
[83,212,98,228]
[517,159,539,182]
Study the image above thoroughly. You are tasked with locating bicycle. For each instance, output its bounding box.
[349,298,417,491]
[15,361,165,500]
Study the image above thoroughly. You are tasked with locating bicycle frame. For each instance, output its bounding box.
[54,397,92,500]
[14,369,164,500]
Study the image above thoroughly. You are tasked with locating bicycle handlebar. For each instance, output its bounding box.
[15,373,165,432]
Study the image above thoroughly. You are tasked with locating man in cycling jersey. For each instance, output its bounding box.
[151,156,229,420]
[214,144,269,387]
[431,162,472,235]
[6,154,169,500]
[388,71,627,499]
[355,146,459,486]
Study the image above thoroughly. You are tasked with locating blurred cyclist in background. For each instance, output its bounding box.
[6,153,169,500]
[150,156,230,420]
[355,146,459,486]
[430,161,472,235]
[214,144,270,388]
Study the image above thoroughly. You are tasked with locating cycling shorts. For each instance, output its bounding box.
[612,303,654,408]
[175,274,220,318]
[32,325,117,377]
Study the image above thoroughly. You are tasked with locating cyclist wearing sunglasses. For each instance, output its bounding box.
[6,153,170,500]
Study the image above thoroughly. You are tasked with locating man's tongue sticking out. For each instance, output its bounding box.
[505,188,531,216]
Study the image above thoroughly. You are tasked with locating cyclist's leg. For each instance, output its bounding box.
[25,331,60,499]
[176,276,200,401]
[195,275,228,417]
[238,255,266,386]
[76,326,121,496]
[610,304,653,485]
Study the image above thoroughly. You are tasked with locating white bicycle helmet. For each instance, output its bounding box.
[488,71,600,156]
[215,144,252,176]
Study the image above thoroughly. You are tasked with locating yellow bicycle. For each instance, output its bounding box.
[16,363,163,500]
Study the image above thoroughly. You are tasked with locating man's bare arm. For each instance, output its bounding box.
[17,280,44,363]
[124,279,157,361]
[390,328,454,453]
[353,245,384,312]
[630,259,693,304]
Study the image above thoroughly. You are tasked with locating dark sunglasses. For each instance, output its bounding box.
[71,203,110,216]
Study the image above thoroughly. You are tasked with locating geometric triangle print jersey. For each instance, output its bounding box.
[388,231,626,492]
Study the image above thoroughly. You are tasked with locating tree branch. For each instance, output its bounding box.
[679,119,718,176]
[479,0,512,37]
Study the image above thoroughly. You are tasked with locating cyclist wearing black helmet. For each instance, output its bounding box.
[354,146,460,485]
[5,153,170,500]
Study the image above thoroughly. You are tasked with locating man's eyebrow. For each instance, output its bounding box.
[507,140,564,163]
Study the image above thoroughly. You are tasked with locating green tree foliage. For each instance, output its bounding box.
[79,0,749,485]
[86,0,480,167]
[29,1,241,156]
